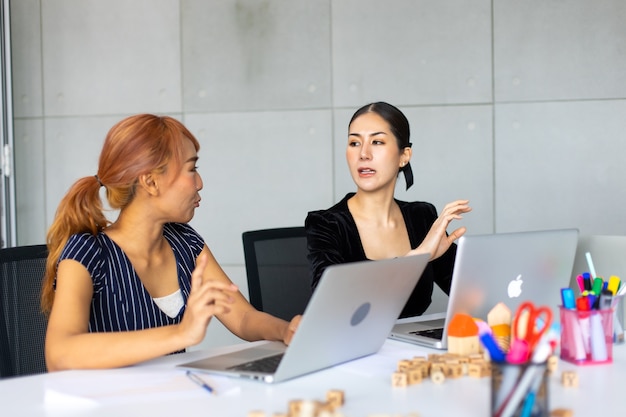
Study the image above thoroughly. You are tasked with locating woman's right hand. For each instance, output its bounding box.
[179,252,238,346]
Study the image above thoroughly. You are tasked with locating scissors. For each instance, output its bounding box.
[512,301,553,354]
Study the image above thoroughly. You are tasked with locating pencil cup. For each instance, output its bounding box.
[612,294,624,344]
[559,307,613,365]
[491,362,548,417]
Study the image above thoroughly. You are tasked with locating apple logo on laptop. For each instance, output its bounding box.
[507,274,524,298]
[350,302,370,326]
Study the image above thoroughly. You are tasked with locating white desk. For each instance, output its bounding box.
[1,339,624,417]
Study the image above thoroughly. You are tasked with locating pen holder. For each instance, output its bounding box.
[559,307,613,365]
[491,361,548,417]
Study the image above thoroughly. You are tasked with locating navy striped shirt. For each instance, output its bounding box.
[58,222,204,334]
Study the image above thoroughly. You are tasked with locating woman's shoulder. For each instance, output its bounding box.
[306,193,353,219]
[61,231,107,263]
[396,199,438,215]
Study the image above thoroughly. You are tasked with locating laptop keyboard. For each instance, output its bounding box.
[227,353,284,373]
[409,328,444,340]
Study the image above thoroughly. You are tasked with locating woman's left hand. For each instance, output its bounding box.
[414,199,472,260]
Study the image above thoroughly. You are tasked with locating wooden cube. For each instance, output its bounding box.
[397,359,413,372]
[561,371,579,387]
[408,368,423,385]
[547,355,558,374]
[431,370,445,384]
[326,389,345,409]
[392,372,408,387]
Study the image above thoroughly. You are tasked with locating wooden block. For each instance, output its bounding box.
[468,353,484,363]
[550,408,574,417]
[248,411,266,417]
[326,389,345,410]
[298,400,319,417]
[431,370,445,384]
[430,363,445,375]
[547,355,558,374]
[288,399,302,417]
[272,414,288,417]
[487,302,512,326]
[561,370,579,387]
[397,359,413,372]
[446,363,463,379]
[408,368,423,385]
[392,372,408,387]
[447,335,480,356]
[467,363,482,378]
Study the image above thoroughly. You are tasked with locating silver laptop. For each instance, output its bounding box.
[178,254,430,383]
[389,229,579,349]
[569,235,626,291]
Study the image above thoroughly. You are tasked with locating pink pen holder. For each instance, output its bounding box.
[559,307,613,365]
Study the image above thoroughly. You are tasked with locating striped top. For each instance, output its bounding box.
[58,222,204,334]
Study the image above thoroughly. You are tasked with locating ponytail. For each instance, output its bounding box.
[41,175,108,314]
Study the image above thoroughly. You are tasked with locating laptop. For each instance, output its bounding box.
[178,253,430,383]
[569,235,626,291]
[389,229,579,349]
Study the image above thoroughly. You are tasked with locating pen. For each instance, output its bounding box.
[186,370,214,394]
[585,252,597,283]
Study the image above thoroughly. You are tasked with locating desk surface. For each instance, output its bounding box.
[1,339,624,416]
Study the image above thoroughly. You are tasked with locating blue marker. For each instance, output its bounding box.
[479,332,506,363]
[561,287,576,309]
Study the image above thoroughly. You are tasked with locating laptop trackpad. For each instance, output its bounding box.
[182,342,286,370]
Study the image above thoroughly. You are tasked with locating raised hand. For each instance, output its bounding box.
[416,199,471,260]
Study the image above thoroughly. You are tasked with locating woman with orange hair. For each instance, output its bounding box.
[42,114,299,371]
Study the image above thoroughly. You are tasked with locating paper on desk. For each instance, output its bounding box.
[333,342,429,377]
[44,367,238,406]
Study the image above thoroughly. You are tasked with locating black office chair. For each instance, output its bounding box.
[0,244,49,378]
[242,227,312,321]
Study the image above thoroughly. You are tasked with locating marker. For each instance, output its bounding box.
[592,277,604,296]
[608,276,621,295]
[560,288,576,309]
[479,331,506,363]
[576,297,591,354]
[598,289,613,310]
[186,370,214,394]
[582,272,592,291]
[576,275,585,293]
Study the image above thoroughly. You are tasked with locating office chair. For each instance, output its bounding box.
[242,227,312,321]
[0,244,49,378]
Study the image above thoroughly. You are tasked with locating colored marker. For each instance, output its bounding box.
[479,331,506,363]
[576,275,585,293]
[582,272,592,291]
[608,276,621,295]
[592,277,604,296]
[560,287,576,309]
